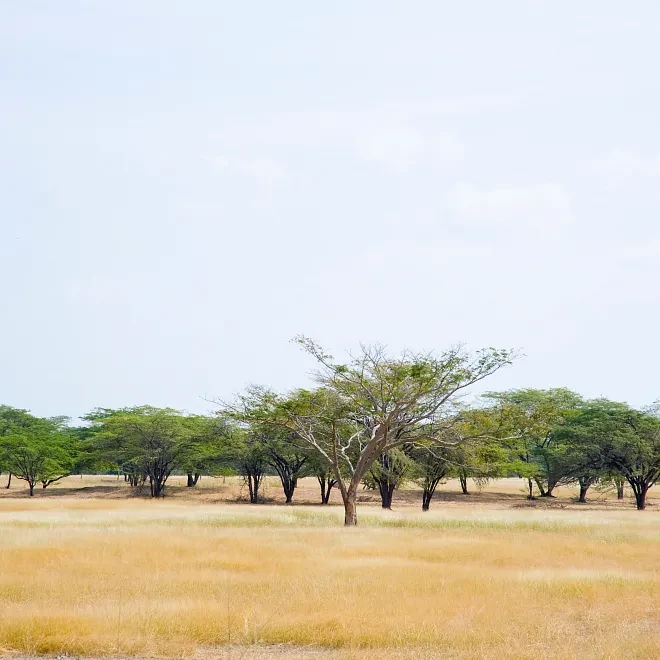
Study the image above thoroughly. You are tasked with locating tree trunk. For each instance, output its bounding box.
[615,479,624,500]
[186,473,195,487]
[194,473,200,485]
[534,477,548,497]
[378,480,395,509]
[459,474,469,495]
[29,483,34,496]
[282,477,297,504]
[150,475,166,498]
[634,485,648,510]
[5,472,11,489]
[578,484,588,503]
[317,475,336,504]
[422,476,442,511]
[527,478,535,500]
[344,495,358,526]
[246,473,262,503]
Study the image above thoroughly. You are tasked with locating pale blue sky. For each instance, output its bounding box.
[1,1,659,419]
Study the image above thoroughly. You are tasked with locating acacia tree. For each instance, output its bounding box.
[604,403,660,510]
[307,452,338,504]
[2,417,77,496]
[550,399,623,503]
[0,406,44,489]
[487,389,582,498]
[88,406,195,497]
[180,415,230,487]
[225,338,513,526]
[365,448,414,509]
[262,428,309,504]
[410,443,452,510]
[316,467,338,504]
[227,429,269,503]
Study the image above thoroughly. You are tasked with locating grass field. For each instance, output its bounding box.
[1,477,660,659]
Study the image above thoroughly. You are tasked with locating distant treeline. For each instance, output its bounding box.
[1,338,658,524]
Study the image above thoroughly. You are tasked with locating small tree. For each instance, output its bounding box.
[230,430,269,503]
[410,443,452,511]
[365,448,414,509]
[316,467,338,504]
[262,428,309,504]
[180,415,231,487]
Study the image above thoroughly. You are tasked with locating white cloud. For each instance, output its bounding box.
[446,183,572,235]
[594,149,660,178]
[214,156,289,186]
[356,128,463,173]
[211,107,465,173]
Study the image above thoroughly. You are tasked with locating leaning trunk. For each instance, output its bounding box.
[422,476,443,511]
[535,477,548,497]
[5,472,11,489]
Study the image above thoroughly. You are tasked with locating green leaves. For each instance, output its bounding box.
[0,407,79,493]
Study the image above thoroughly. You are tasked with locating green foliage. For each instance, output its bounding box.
[0,408,78,494]
[86,406,201,497]
[485,388,583,496]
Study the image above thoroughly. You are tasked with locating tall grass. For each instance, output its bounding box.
[1,501,660,658]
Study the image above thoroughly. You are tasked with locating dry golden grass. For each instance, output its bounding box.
[1,480,660,659]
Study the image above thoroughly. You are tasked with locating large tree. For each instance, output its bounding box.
[87,406,196,497]
[486,389,582,498]
[603,403,660,510]
[2,415,78,496]
[0,405,44,488]
[226,338,514,525]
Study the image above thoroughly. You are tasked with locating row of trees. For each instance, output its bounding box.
[1,339,659,523]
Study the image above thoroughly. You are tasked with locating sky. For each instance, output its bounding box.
[1,1,659,420]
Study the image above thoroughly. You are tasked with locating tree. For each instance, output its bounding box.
[228,430,269,503]
[410,443,452,511]
[180,415,231,487]
[549,399,621,503]
[487,389,582,498]
[307,452,339,504]
[316,467,338,504]
[226,338,514,525]
[2,416,77,496]
[603,403,660,510]
[261,427,309,504]
[365,448,413,509]
[87,406,195,497]
[0,405,43,489]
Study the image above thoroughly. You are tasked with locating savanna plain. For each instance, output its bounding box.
[1,476,659,660]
